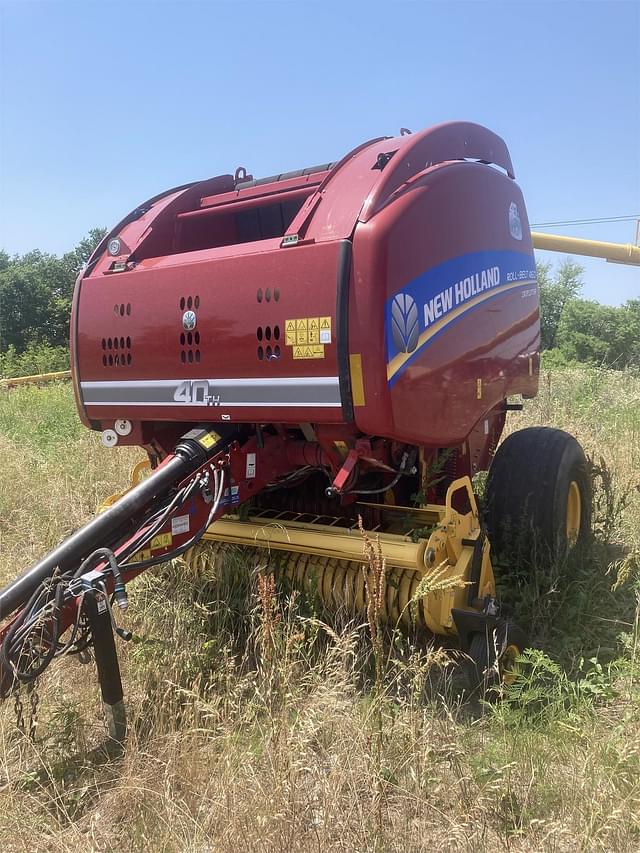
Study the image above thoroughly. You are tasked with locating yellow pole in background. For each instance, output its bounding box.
[531,232,640,265]
[0,370,71,388]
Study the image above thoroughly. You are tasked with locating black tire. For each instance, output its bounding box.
[467,620,528,693]
[485,427,591,572]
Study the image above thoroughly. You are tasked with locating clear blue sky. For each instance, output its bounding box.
[1,0,638,305]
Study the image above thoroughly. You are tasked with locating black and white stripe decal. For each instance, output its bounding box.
[81,377,341,408]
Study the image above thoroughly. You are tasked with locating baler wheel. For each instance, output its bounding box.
[467,620,528,692]
[485,426,591,571]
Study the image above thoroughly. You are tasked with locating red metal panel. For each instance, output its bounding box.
[75,241,344,426]
[285,136,389,242]
[350,160,538,446]
[288,122,514,245]
[359,121,515,223]
[199,171,329,209]
[176,186,315,222]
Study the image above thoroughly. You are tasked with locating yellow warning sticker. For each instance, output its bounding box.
[293,345,325,359]
[198,430,221,449]
[130,548,151,563]
[284,316,331,357]
[130,532,173,563]
[150,533,172,550]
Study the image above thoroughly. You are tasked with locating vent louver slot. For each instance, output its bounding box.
[256,326,281,361]
[102,335,132,368]
[179,295,201,363]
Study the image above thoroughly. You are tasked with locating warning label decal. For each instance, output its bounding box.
[285,316,331,355]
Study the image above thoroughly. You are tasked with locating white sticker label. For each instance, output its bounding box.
[484,419,489,435]
[97,597,108,614]
[222,485,241,507]
[171,515,190,535]
[319,329,331,344]
[246,453,256,478]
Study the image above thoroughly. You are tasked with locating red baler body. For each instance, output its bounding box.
[71,122,539,458]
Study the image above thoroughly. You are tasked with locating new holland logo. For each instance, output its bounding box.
[390,293,419,354]
[182,310,197,331]
[509,202,523,241]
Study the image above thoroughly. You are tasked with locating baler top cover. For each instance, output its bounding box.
[72,122,539,449]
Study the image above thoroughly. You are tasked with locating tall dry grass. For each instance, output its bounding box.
[0,370,638,852]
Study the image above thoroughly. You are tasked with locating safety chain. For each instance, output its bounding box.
[28,683,40,742]
[13,690,25,735]
[12,683,40,742]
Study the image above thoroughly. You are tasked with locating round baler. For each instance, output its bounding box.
[0,122,592,737]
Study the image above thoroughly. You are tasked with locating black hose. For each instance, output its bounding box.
[0,580,65,691]
[0,454,190,621]
[0,425,235,621]
[121,471,225,572]
[0,429,234,692]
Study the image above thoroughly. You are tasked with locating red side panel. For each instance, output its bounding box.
[350,161,539,446]
[75,241,345,426]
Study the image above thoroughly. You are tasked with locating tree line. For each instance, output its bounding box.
[0,230,638,376]
[0,229,106,376]
[538,259,639,369]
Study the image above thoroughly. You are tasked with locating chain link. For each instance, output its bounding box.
[13,691,25,734]
[12,684,39,742]
[28,684,39,742]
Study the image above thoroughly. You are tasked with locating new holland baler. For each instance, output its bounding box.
[0,122,592,739]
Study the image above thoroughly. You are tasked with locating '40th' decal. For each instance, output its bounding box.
[173,381,221,406]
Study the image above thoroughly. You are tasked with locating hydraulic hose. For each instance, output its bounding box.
[0,426,233,621]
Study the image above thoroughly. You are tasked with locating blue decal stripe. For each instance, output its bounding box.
[385,248,537,363]
[387,278,536,385]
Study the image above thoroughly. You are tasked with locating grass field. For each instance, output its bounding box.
[0,368,639,852]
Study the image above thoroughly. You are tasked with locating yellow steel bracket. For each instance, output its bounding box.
[98,459,150,512]
[417,476,495,636]
[444,476,479,522]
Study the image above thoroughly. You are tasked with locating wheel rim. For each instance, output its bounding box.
[566,480,582,545]
[500,643,520,686]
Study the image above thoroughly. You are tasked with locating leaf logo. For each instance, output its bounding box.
[391,293,419,354]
